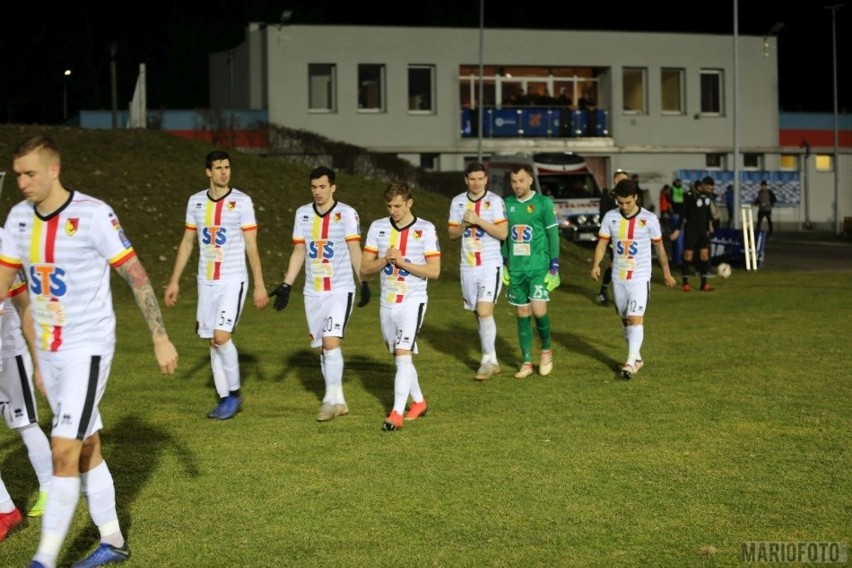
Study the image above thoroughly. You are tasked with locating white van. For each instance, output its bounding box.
[486,152,603,243]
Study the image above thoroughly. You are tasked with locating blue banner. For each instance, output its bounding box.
[677,170,800,207]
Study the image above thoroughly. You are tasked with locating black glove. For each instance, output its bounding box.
[357,281,371,307]
[268,283,291,311]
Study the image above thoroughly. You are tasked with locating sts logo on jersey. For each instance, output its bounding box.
[615,240,639,256]
[202,226,227,246]
[511,225,533,243]
[29,264,67,297]
[308,240,334,259]
[464,226,485,239]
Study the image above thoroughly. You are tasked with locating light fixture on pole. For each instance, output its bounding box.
[762,22,785,57]
[824,4,842,236]
[62,69,72,121]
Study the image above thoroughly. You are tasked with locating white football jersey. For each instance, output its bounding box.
[448,191,506,269]
[292,201,361,296]
[3,191,134,352]
[364,216,441,306]
[598,207,663,282]
[184,187,257,283]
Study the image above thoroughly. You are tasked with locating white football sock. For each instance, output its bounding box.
[81,461,124,548]
[626,324,644,363]
[322,348,345,405]
[217,339,240,392]
[393,355,415,414]
[478,315,497,364]
[35,475,81,567]
[18,423,53,490]
[210,347,228,398]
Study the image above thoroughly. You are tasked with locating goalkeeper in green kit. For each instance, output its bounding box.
[501,163,561,379]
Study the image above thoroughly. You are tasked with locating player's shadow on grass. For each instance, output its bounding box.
[549,279,596,302]
[549,328,621,374]
[278,348,396,408]
[417,320,515,373]
[281,348,322,399]
[346,353,396,409]
[61,415,200,566]
[177,351,262,389]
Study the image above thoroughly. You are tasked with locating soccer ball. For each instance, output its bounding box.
[716,262,732,279]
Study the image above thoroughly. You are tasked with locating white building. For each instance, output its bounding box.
[211,23,851,232]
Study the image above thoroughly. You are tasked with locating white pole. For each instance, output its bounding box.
[732,0,740,230]
[742,205,756,270]
[476,0,485,163]
[825,4,842,236]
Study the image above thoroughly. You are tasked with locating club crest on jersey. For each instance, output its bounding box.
[483,201,491,209]
[413,230,423,240]
[640,219,647,227]
[527,205,535,214]
[65,218,79,236]
[334,212,342,223]
[227,201,236,211]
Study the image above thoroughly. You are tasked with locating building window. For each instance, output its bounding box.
[358,64,385,112]
[780,154,799,170]
[700,69,723,115]
[308,64,336,112]
[456,64,604,110]
[622,67,646,114]
[815,154,833,172]
[743,153,762,169]
[420,153,438,170]
[408,65,435,113]
[661,68,684,114]
[706,153,726,169]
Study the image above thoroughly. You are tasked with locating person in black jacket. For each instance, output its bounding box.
[753,180,778,238]
[669,177,715,292]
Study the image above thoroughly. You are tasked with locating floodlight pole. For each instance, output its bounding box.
[110,43,118,129]
[476,0,484,163]
[62,69,71,121]
[732,0,740,229]
[825,4,842,236]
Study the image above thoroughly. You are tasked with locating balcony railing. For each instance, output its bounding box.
[461,107,609,139]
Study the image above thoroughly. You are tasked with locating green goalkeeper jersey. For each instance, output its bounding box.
[502,192,560,273]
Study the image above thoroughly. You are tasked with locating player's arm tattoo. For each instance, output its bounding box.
[116,256,169,339]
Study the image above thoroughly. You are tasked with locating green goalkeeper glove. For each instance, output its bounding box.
[543,272,561,292]
[544,259,561,292]
[501,265,510,286]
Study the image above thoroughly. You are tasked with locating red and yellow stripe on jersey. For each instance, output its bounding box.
[464,200,484,267]
[303,212,337,293]
[203,199,225,280]
[615,215,637,281]
[29,216,134,351]
[311,212,332,292]
[386,225,411,304]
